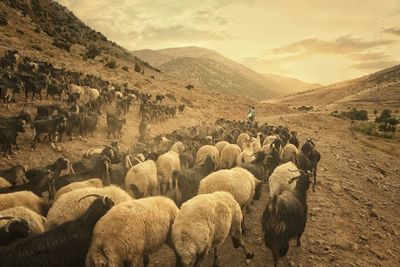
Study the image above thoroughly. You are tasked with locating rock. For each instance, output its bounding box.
[369,209,379,218]
[351,242,358,251]
[289,260,296,267]
[330,183,342,193]
[359,235,368,241]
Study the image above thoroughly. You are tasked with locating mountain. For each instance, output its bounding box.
[261,73,321,94]
[276,64,400,110]
[132,46,318,100]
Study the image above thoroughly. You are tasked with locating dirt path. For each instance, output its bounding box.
[1,102,399,267]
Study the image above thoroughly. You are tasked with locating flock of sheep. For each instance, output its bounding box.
[0,117,321,267]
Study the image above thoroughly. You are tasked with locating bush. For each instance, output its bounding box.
[297,106,313,112]
[375,109,392,123]
[85,45,101,59]
[121,66,129,72]
[52,38,72,52]
[185,84,194,90]
[331,108,368,121]
[134,63,141,73]
[105,59,117,69]
[0,14,8,26]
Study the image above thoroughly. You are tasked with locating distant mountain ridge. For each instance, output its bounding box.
[132,46,320,100]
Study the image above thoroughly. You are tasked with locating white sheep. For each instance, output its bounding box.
[269,161,300,197]
[0,191,47,215]
[156,149,181,196]
[281,143,299,163]
[86,196,179,267]
[236,140,255,167]
[125,160,157,199]
[219,144,241,169]
[236,132,251,149]
[0,177,12,189]
[172,191,253,267]
[198,167,262,212]
[195,145,219,167]
[214,141,229,155]
[262,135,279,147]
[0,206,45,234]
[170,141,185,154]
[45,185,132,230]
[54,178,104,200]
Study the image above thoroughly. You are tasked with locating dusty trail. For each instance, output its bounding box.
[1,101,399,267]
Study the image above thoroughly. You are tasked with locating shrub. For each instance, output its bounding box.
[185,84,194,90]
[297,105,313,112]
[105,59,117,69]
[121,66,129,72]
[85,45,101,59]
[134,63,141,73]
[331,108,368,121]
[52,38,72,52]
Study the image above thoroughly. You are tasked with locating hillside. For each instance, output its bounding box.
[262,73,321,94]
[276,64,400,112]
[132,46,318,100]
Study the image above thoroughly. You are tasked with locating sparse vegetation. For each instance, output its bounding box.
[185,84,194,90]
[375,109,399,134]
[84,45,101,60]
[134,63,141,73]
[122,66,129,72]
[0,12,7,26]
[297,105,313,112]
[331,108,368,121]
[105,59,117,69]
[52,38,72,52]
[181,97,193,108]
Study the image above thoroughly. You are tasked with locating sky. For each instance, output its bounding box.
[57,0,400,84]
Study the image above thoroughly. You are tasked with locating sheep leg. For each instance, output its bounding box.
[212,247,220,267]
[143,255,149,267]
[236,236,254,260]
[174,251,183,267]
[193,251,206,267]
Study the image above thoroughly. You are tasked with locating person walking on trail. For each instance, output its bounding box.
[247,106,256,122]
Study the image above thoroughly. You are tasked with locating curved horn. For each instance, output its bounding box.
[0,216,15,221]
[102,195,110,204]
[5,218,22,233]
[77,194,103,203]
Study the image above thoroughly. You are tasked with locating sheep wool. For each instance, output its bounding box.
[0,191,46,215]
[220,144,241,169]
[86,196,179,267]
[281,143,299,163]
[125,160,157,199]
[0,206,45,234]
[0,177,12,189]
[198,167,257,210]
[156,151,181,195]
[45,185,132,230]
[195,145,219,167]
[236,133,251,150]
[214,141,229,155]
[172,191,252,267]
[54,178,104,200]
[269,162,300,197]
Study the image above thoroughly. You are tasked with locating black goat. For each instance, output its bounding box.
[171,155,216,207]
[106,113,125,139]
[288,131,299,148]
[262,171,312,267]
[0,165,28,187]
[0,195,114,267]
[301,139,321,186]
[55,156,111,189]
[31,115,66,150]
[0,120,26,156]
[0,217,31,247]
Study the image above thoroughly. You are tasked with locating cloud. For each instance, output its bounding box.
[271,35,395,55]
[348,52,389,62]
[351,60,400,70]
[383,27,400,37]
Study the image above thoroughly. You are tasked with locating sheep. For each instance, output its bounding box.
[156,150,181,196]
[0,195,114,267]
[268,162,300,197]
[219,144,241,169]
[172,191,254,267]
[242,150,268,181]
[45,185,132,230]
[0,217,31,247]
[195,145,219,167]
[198,167,262,213]
[262,171,312,267]
[250,137,262,152]
[86,196,179,267]
[262,135,279,147]
[171,155,217,207]
[0,191,48,216]
[53,178,103,200]
[236,132,250,149]
[236,140,256,167]
[281,143,299,163]
[125,160,157,199]
[0,206,45,234]
[214,141,229,154]
[171,141,186,154]
[0,177,12,188]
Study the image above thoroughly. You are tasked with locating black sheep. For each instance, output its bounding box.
[262,171,311,267]
[301,139,321,186]
[0,195,114,267]
[171,155,216,207]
